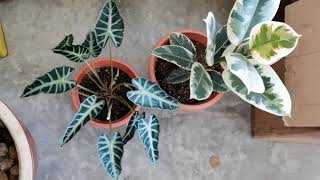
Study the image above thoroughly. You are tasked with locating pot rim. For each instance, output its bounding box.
[148,29,224,112]
[71,58,140,129]
[0,100,37,180]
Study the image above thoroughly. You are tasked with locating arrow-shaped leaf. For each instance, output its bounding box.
[204,12,216,66]
[227,0,281,45]
[61,95,105,146]
[82,31,102,57]
[138,114,160,164]
[127,77,180,110]
[95,0,124,48]
[190,62,213,100]
[169,32,196,54]
[123,112,145,145]
[152,45,195,70]
[55,34,74,49]
[225,53,265,94]
[21,66,76,97]
[52,44,90,63]
[98,132,124,180]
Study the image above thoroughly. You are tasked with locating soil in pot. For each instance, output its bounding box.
[0,120,19,180]
[79,67,134,121]
[155,41,221,104]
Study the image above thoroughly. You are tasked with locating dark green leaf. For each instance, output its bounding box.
[123,112,145,145]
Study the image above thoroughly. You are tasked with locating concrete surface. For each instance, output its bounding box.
[1,0,320,180]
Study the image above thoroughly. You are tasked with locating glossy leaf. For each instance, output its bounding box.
[250,21,301,65]
[127,78,180,110]
[152,45,195,70]
[190,62,213,100]
[52,44,90,63]
[208,70,228,92]
[204,12,216,66]
[98,132,124,180]
[123,112,145,145]
[82,31,102,57]
[95,0,124,48]
[166,68,190,84]
[214,25,231,61]
[227,0,281,45]
[225,53,265,94]
[138,114,160,163]
[169,32,196,54]
[21,66,76,97]
[61,95,105,146]
[222,61,291,116]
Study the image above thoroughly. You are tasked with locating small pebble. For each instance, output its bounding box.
[209,154,221,169]
[0,171,8,180]
[0,143,8,157]
[9,165,19,176]
[0,159,14,171]
[8,147,17,162]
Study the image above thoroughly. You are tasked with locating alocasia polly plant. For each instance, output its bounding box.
[21,0,180,179]
[152,0,300,117]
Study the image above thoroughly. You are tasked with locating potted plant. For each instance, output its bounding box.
[150,0,300,117]
[21,0,180,179]
[149,13,228,112]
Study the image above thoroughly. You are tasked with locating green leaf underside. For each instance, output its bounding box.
[226,53,265,93]
[227,0,280,45]
[21,66,76,97]
[166,68,190,84]
[208,70,228,92]
[123,112,145,145]
[214,25,231,61]
[52,45,90,63]
[222,64,291,116]
[82,31,102,57]
[190,62,213,100]
[98,132,124,180]
[204,12,216,66]
[127,78,180,110]
[138,114,160,163]
[95,0,124,48]
[152,45,195,70]
[250,22,300,65]
[61,95,105,146]
[170,32,196,54]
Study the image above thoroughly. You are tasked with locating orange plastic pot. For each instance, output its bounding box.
[71,58,140,129]
[148,29,224,112]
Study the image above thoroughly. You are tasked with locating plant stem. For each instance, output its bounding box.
[84,60,105,88]
[87,73,104,90]
[108,41,114,88]
[77,84,97,95]
[78,92,90,97]
[106,100,113,135]
[109,95,135,113]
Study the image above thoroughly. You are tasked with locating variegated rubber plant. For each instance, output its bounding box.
[21,0,180,179]
[152,0,300,117]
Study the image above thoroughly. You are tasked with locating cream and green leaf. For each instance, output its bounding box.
[227,0,280,45]
[127,78,180,110]
[225,53,265,94]
[21,66,76,97]
[208,70,228,92]
[204,12,216,66]
[169,32,196,54]
[97,132,124,180]
[214,25,231,62]
[166,68,190,84]
[190,62,213,100]
[95,0,124,48]
[138,114,160,164]
[61,95,105,146]
[249,21,301,65]
[222,62,291,116]
[152,45,195,70]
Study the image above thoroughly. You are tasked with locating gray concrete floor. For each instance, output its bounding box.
[1,0,320,180]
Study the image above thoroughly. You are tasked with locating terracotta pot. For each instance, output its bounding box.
[71,58,140,129]
[0,100,37,180]
[148,29,224,112]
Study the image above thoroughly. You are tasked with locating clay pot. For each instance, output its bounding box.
[71,58,140,129]
[148,29,224,112]
[0,100,37,180]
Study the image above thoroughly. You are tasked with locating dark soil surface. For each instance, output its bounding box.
[155,41,221,104]
[79,67,133,121]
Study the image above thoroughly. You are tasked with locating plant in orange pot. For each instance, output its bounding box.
[21,0,180,179]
